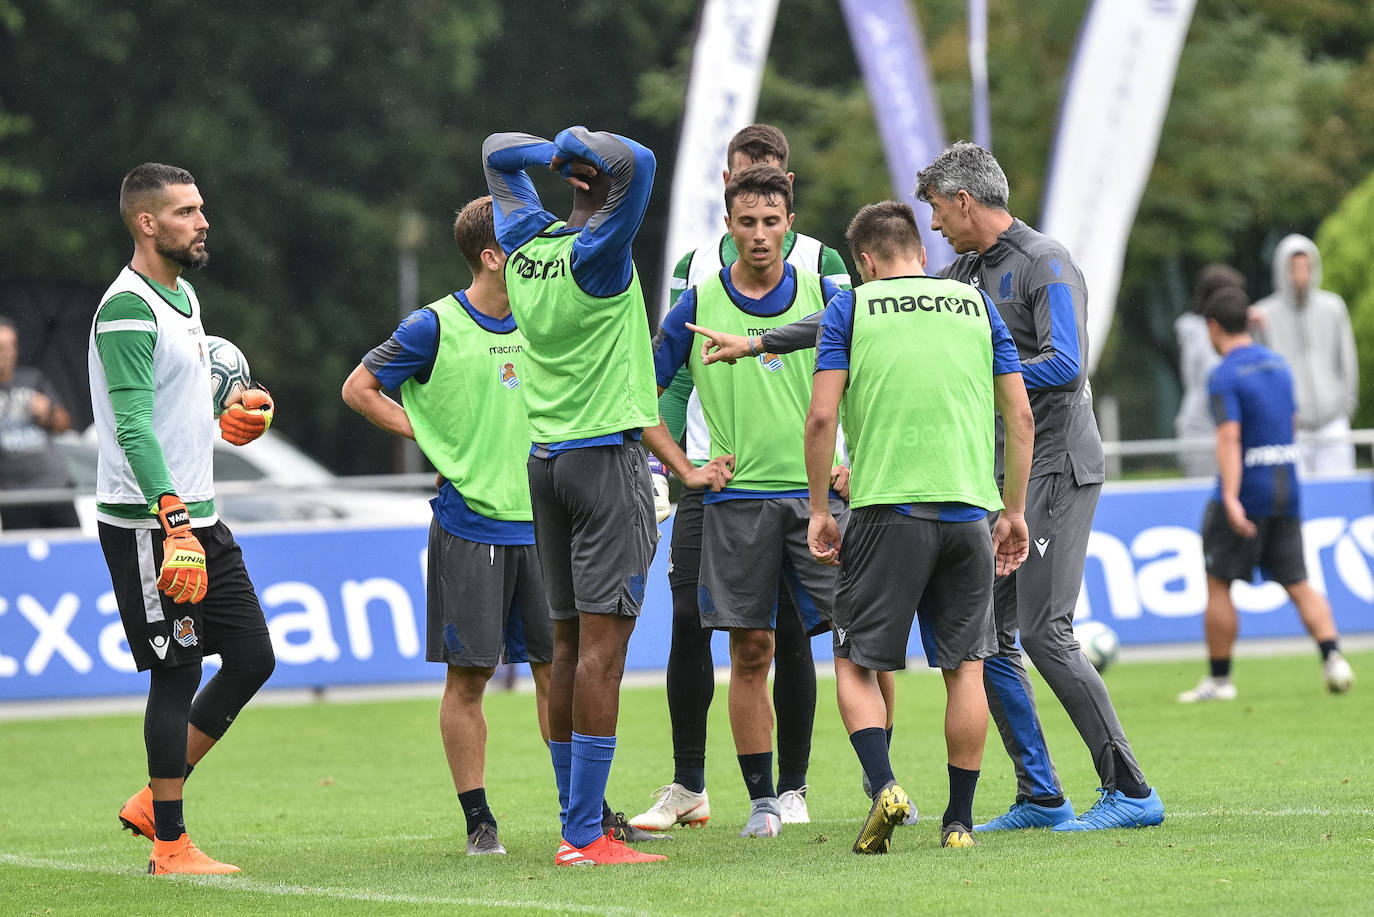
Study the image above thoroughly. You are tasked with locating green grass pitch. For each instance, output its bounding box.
[2,650,1371,916]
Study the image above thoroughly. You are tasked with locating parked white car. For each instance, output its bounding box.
[43,427,434,534]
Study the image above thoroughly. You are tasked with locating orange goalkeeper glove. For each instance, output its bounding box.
[219,385,274,446]
[154,494,208,604]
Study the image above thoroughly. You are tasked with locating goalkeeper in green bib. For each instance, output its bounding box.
[91,163,277,875]
[804,201,1034,852]
[648,164,849,838]
[483,126,731,866]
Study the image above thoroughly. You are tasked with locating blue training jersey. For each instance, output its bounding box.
[1208,344,1300,518]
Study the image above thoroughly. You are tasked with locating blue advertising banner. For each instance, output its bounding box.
[2,478,1371,700]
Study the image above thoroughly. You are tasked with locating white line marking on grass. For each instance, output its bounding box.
[0,853,654,915]
[1165,808,1374,818]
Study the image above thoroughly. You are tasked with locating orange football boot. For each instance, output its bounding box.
[148,834,240,875]
[554,833,667,866]
[118,785,155,841]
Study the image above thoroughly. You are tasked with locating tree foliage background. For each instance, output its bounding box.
[2,0,1372,473]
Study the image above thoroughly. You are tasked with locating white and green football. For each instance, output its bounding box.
[206,335,253,418]
[1074,619,1120,673]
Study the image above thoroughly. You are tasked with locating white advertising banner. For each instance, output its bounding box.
[1040,0,1196,371]
[657,0,780,319]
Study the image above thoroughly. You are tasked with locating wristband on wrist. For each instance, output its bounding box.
[749,336,759,357]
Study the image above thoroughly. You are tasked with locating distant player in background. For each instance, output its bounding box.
[631,124,855,833]
[484,126,729,866]
[645,164,847,839]
[805,201,1033,852]
[1178,286,1356,702]
[918,142,1163,831]
[93,163,276,874]
[341,195,554,856]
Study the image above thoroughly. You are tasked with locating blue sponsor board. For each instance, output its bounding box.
[2,478,1371,700]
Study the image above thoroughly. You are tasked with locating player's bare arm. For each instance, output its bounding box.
[341,363,414,441]
[804,368,847,564]
[992,370,1034,576]
[642,397,733,493]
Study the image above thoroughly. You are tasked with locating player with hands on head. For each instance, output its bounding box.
[485,124,717,865]
[805,200,1032,853]
[91,163,277,875]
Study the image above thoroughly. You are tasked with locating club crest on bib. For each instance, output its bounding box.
[173,616,198,648]
[499,362,520,390]
[757,352,784,372]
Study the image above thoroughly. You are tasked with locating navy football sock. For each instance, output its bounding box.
[849,727,894,798]
[942,764,979,829]
[458,788,494,835]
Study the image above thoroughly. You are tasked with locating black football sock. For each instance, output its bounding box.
[738,752,775,800]
[1318,639,1339,661]
[885,726,893,747]
[849,727,894,798]
[1028,793,1066,808]
[458,788,495,835]
[942,764,979,830]
[1209,657,1232,680]
[1113,748,1151,799]
[152,799,185,842]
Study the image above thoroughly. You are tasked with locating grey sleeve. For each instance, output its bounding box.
[1337,298,1359,416]
[761,312,824,355]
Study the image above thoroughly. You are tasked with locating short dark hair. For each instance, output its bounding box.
[120,163,196,231]
[1203,284,1251,334]
[724,163,793,217]
[0,315,14,333]
[453,195,498,273]
[845,201,922,264]
[727,124,789,170]
[1189,263,1246,315]
[914,141,1009,211]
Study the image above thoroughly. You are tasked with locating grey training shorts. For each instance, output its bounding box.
[526,436,659,619]
[697,495,846,634]
[425,519,554,667]
[832,506,996,671]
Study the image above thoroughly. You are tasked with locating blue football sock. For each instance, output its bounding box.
[567,733,616,849]
[549,741,572,834]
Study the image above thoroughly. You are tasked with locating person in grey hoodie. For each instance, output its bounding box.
[1174,265,1247,478]
[1253,234,1358,475]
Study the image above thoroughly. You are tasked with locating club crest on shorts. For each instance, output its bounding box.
[498,361,520,389]
[757,351,784,372]
[173,616,198,648]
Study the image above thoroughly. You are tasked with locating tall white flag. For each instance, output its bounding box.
[1040,0,1196,371]
[657,0,780,320]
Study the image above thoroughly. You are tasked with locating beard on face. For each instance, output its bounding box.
[155,227,209,269]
